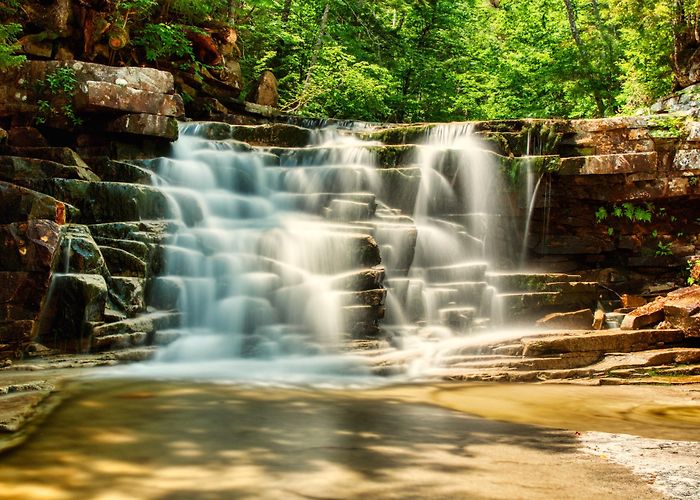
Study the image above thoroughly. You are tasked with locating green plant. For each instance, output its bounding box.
[0,23,25,69]
[607,226,614,236]
[655,241,673,256]
[34,68,83,127]
[133,23,194,62]
[595,206,608,223]
[690,176,699,186]
[651,229,658,238]
[687,258,700,285]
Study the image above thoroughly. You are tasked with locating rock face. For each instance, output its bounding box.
[0,61,182,147]
[621,286,700,337]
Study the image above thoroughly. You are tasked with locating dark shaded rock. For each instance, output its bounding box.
[7,128,48,148]
[105,114,179,140]
[0,156,99,183]
[537,309,594,329]
[38,273,107,352]
[109,277,146,315]
[99,246,147,278]
[56,225,108,275]
[0,181,78,224]
[0,272,51,321]
[246,71,279,108]
[82,158,153,184]
[31,179,170,223]
[0,220,60,272]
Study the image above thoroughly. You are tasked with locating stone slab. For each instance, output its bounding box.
[77,81,185,118]
[105,114,179,141]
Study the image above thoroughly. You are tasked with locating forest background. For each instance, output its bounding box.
[1,0,699,123]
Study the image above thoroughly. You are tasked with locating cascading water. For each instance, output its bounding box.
[130,120,541,381]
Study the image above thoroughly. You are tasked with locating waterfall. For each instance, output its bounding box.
[133,120,540,380]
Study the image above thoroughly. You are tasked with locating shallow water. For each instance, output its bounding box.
[0,378,697,499]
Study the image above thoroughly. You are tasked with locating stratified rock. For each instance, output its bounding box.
[246,71,279,108]
[109,277,146,315]
[31,179,169,223]
[537,309,594,329]
[621,294,647,308]
[0,181,77,224]
[0,156,99,183]
[559,152,657,175]
[75,81,185,118]
[99,246,147,278]
[522,328,685,356]
[329,268,385,291]
[105,114,179,140]
[0,220,60,272]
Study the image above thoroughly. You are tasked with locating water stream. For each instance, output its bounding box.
[137,121,540,380]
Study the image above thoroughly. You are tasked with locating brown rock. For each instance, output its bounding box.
[662,285,700,337]
[0,220,61,272]
[75,81,185,118]
[592,309,605,330]
[537,309,594,329]
[105,114,179,141]
[246,71,279,108]
[0,272,50,320]
[0,181,75,224]
[620,297,665,330]
[559,152,657,176]
[621,294,646,308]
[7,128,48,148]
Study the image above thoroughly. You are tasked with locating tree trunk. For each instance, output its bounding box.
[301,3,330,95]
[281,0,293,24]
[563,0,606,116]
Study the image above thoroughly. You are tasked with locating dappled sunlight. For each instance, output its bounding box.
[0,380,677,499]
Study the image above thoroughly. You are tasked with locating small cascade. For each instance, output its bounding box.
[138,120,580,379]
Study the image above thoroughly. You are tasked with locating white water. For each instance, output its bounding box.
[134,121,539,382]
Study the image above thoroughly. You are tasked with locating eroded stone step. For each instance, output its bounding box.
[486,272,583,292]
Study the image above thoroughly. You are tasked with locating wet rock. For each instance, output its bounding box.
[109,277,146,315]
[537,309,594,329]
[200,124,312,148]
[329,268,386,291]
[246,71,279,108]
[487,272,582,292]
[56,225,108,275]
[427,263,488,283]
[90,311,181,351]
[338,289,387,307]
[105,114,179,141]
[85,158,153,184]
[325,199,373,221]
[32,179,169,223]
[0,220,60,272]
[439,307,477,330]
[99,246,146,278]
[0,181,77,224]
[0,156,99,183]
[75,81,185,118]
[38,274,108,352]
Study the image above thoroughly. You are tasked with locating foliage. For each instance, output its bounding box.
[133,23,194,62]
[0,23,25,69]
[687,258,700,285]
[34,68,83,127]
[655,241,673,257]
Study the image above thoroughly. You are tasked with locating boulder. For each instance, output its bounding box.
[109,277,146,315]
[246,71,279,108]
[38,273,108,352]
[55,225,108,275]
[662,285,700,337]
[621,286,700,331]
[7,128,49,148]
[537,309,594,330]
[620,298,666,330]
